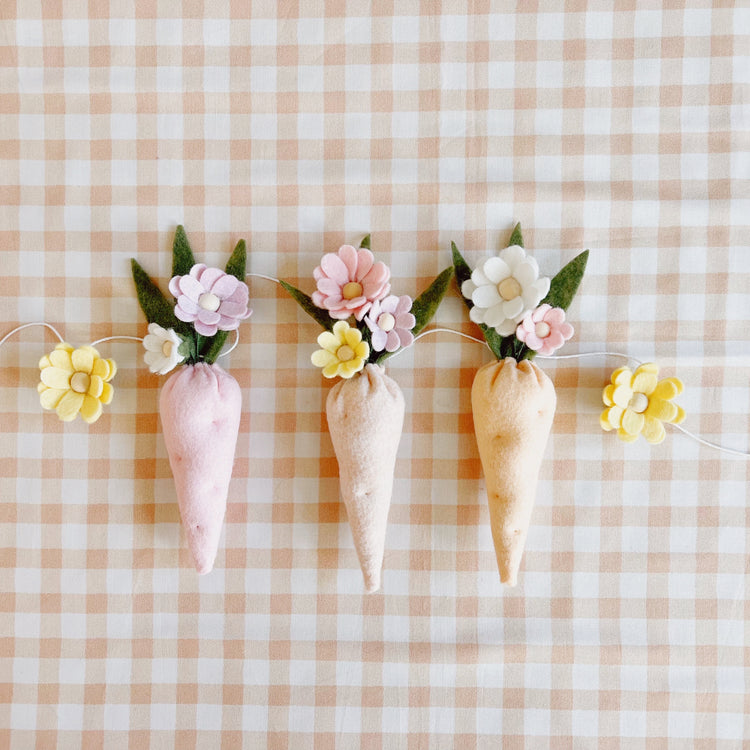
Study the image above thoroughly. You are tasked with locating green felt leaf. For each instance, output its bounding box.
[202,331,228,364]
[279,279,335,331]
[360,234,371,250]
[508,222,524,248]
[541,249,589,312]
[131,259,182,331]
[371,266,454,365]
[411,266,454,337]
[225,238,247,281]
[172,225,196,278]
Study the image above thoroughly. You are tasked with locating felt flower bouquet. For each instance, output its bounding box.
[453,224,588,586]
[281,236,453,591]
[131,226,251,574]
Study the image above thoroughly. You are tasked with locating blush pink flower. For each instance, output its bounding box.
[169,264,252,336]
[515,303,574,355]
[364,295,416,352]
[312,245,391,321]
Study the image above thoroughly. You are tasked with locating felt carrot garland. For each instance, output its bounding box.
[281,236,453,592]
[131,226,251,574]
[452,224,588,586]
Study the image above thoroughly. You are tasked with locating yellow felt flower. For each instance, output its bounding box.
[38,343,117,424]
[600,363,685,444]
[311,320,369,379]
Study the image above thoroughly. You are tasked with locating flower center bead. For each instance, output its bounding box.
[198,292,221,312]
[342,282,363,300]
[70,371,90,394]
[337,345,355,362]
[498,277,522,301]
[628,392,649,413]
[161,341,173,357]
[377,312,396,332]
[534,321,551,338]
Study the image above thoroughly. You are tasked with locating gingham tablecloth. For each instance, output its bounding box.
[1,3,749,748]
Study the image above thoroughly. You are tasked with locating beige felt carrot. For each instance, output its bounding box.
[453,224,587,586]
[282,235,452,591]
[132,226,251,574]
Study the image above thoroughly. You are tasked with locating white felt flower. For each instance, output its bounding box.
[461,245,550,336]
[143,323,186,375]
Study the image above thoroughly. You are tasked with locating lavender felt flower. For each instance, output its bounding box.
[364,295,416,352]
[169,264,251,336]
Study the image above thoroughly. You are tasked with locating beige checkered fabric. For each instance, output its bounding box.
[1,3,749,747]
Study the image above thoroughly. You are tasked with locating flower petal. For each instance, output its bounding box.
[631,371,658,395]
[339,245,360,279]
[178,274,204,301]
[210,273,240,298]
[40,387,66,410]
[38,354,51,369]
[354,341,369,359]
[481,256,511,284]
[482,302,507,329]
[621,409,645,436]
[41,366,72,390]
[193,319,218,336]
[652,377,683,400]
[461,279,477,299]
[616,428,639,443]
[396,312,415,330]
[320,252,350,285]
[343,326,363,348]
[502,296,525,320]
[611,367,632,386]
[513,260,538,288]
[340,358,365,378]
[317,330,341,353]
[396,328,414,348]
[312,349,337,368]
[316,277,343,296]
[611,384,632,409]
[355,248,375,281]
[645,397,678,423]
[470,268,490,287]
[469,305,485,325]
[607,405,625,429]
[500,245,525,270]
[71,347,95,375]
[496,318,517,336]
[371,328,387,351]
[545,330,565,351]
[641,416,666,444]
[674,405,686,424]
[87,374,103,398]
[472,284,501,309]
[385,330,400,352]
[55,390,85,421]
[80,395,103,424]
[100,382,114,405]
[322,362,341,378]
[603,385,616,406]
[600,408,614,431]
[49,348,73,371]
[104,359,117,381]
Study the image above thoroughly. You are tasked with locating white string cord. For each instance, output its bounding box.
[394,326,748,458]
[89,335,143,347]
[0,322,65,348]
[247,272,281,284]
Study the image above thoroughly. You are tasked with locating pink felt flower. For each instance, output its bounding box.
[312,245,391,321]
[364,295,416,352]
[169,264,252,336]
[515,303,574,355]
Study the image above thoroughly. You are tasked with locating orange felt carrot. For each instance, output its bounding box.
[471,358,555,585]
[453,224,588,585]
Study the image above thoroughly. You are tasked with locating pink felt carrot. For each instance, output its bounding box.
[159,362,242,573]
[132,226,250,574]
[283,236,453,591]
[326,363,405,592]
